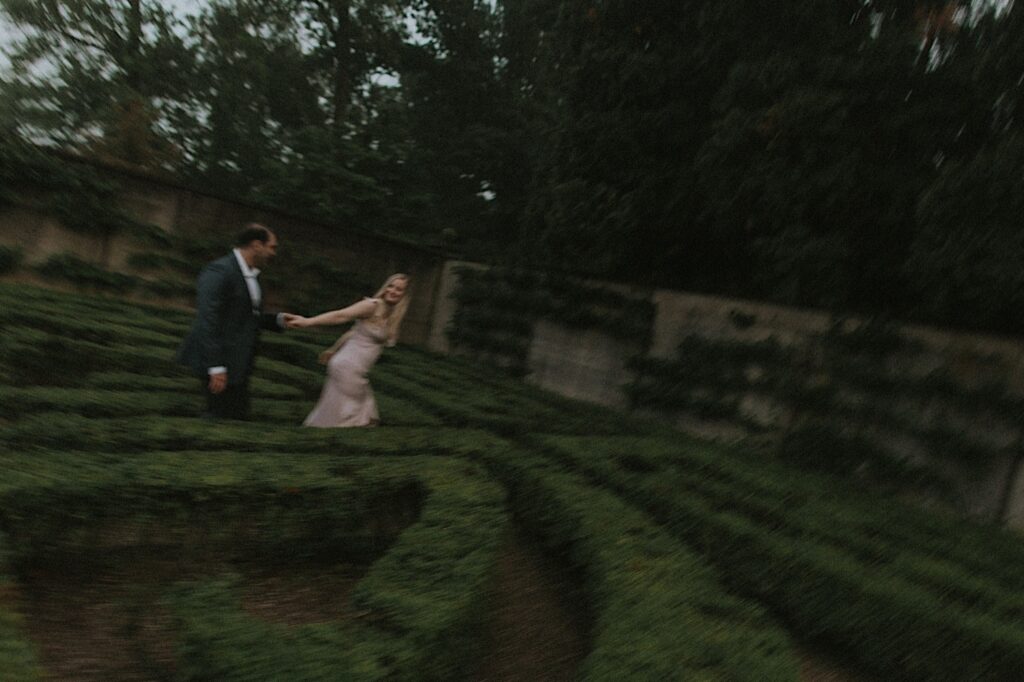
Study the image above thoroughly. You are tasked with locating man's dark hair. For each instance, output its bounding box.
[235,223,272,247]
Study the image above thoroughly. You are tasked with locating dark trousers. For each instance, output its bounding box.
[202,378,251,420]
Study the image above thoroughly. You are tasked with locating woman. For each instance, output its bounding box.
[287,274,409,427]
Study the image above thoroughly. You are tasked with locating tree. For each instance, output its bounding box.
[298,0,407,128]
[390,0,524,250]
[904,1,1024,332]
[692,1,976,312]
[908,133,1024,332]
[0,0,190,168]
[163,0,319,196]
[518,0,724,284]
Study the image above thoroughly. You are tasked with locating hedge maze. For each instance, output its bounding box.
[1,282,1024,680]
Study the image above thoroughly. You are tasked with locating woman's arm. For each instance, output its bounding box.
[288,298,376,328]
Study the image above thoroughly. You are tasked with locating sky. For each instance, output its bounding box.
[0,0,205,71]
[0,0,1015,74]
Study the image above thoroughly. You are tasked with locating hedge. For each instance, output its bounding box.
[530,435,1024,680]
[0,453,508,680]
[481,450,798,680]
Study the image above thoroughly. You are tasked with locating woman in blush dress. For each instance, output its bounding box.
[287,274,410,427]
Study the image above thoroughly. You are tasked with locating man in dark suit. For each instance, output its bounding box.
[177,223,292,420]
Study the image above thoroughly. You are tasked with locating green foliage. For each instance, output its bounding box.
[448,265,654,374]
[138,276,192,299]
[485,452,798,679]
[0,246,22,274]
[778,419,890,476]
[0,452,507,681]
[0,546,42,681]
[503,0,1020,335]
[0,327,106,387]
[2,0,1023,338]
[264,255,374,318]
[0,0,188,167]
[2,281,1024,680]
[533,434,1024,680]
[908,133,1024,333]
[127,251,193,273]
[33,253,139,292]
[168,577,394,682]
[823,317,920,357]
[628,323,1018,491]
[48,185,135,236]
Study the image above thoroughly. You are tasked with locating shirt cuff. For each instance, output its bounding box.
[276,312,288,329]
[208,367,227,375]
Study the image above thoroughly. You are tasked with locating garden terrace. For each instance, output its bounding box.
[0,281,1022,680]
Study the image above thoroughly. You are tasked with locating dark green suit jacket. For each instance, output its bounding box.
[177,253,281,385]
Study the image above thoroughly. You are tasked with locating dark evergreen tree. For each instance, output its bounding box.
[0,0,190,167]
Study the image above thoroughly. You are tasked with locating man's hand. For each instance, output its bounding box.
[209,373,228,394]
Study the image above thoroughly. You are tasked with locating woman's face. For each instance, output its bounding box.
[383,277,407,305]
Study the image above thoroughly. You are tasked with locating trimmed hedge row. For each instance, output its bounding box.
[0,452,508,681]
[0,415,501,457]
[0,533,42,681]
[481,450,799,680]
[383,344,661,431]
[530,435,1024,680]
[9,280,1024,681]
[0,382,441,429]
[86,372,305,400]
[551,435,1024,595]
[0,386,319,423]
[1,325,187,382]
[0,282,192,333]
[381,352,1024,678]
[374,357,658,437]
[167,577,398,681]
[0,246,22,275]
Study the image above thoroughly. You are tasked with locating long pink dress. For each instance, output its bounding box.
[303,314,388,428]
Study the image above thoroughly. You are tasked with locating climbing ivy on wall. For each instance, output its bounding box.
[0,140,176,291]
[0,141,141,238]
[447,266,655,376]
[627,314,1023,511]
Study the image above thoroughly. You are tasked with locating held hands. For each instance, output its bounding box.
[282,313,312,329]
[208,372,228,394]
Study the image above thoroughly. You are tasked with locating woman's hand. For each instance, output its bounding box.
[318,349,335,365]
[286,315,311,329]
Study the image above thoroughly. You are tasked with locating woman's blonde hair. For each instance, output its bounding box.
[369,273,410,346]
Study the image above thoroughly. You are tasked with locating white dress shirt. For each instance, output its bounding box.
[233,247,262,312]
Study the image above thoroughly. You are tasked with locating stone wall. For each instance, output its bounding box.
[639,290,1024,526]
[6,159,1024,528]
[0,160,447,346]
[0,192,132,271]
[427,264,1024,529]
[527,320,640,409]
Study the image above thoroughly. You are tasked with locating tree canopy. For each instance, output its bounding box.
[1,0,1021,333]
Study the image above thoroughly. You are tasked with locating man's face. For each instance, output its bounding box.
[251,233,278,268]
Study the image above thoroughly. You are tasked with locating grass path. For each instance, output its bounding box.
[473,526,589,682]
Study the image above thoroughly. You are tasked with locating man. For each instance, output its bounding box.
[177,223,292,420]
